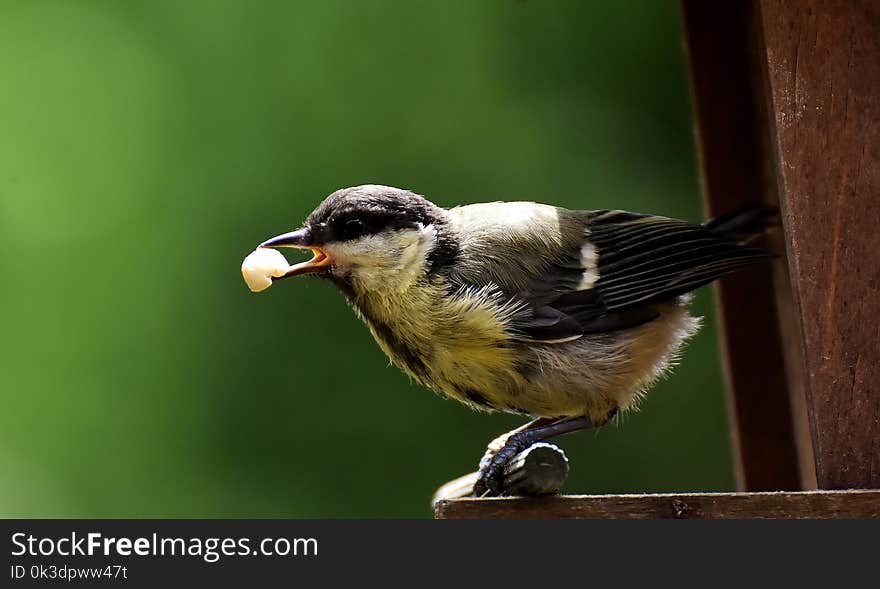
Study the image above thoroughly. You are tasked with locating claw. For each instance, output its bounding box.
[472,433,533,497]
[470,416,598,497]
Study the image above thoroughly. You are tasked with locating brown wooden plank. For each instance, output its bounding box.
[756,0,880,489]
[681,1,811,491]
[435,490,880,519]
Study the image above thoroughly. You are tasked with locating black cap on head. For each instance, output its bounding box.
[305,185,460,272]
[306,185,447,244]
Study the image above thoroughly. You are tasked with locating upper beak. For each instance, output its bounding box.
[259,227,332,277]
[259,228,312,248]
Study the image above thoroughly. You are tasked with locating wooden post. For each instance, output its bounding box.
[756,0,880,489]
[682,0,812,492]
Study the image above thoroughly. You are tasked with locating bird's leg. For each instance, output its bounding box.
[472,415,597,497]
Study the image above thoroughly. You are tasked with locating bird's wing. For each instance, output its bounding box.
[510,209,770,342]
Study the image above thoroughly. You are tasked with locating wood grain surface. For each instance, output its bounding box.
[435,490,880,519]
[757,0,880,489]
[682,0,809,491]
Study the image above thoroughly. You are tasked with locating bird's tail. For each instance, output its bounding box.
[703,206,779,245]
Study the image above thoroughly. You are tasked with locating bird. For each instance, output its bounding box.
[253,184,772,496]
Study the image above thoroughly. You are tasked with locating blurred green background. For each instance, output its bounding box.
[0,0,733,517]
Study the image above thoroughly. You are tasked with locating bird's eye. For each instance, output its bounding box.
[340,218,366,241]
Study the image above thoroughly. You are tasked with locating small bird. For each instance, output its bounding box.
[254,184,771,495]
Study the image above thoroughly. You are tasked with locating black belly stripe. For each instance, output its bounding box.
[326,273,356,299]
[464,389,495,410]
[506,405,530,415]
[368,319,430,381]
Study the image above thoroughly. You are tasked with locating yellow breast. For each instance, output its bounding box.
[354,280,526,412]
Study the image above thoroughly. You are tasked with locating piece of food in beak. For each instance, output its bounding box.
[241,248,290,292]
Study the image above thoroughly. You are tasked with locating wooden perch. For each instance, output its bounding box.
[435,490,880,519]
[432,442,569,505]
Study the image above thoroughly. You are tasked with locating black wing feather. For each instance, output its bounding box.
[512,210,770,342]
[588,215,770,311]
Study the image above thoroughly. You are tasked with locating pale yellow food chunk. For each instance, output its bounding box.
[241,248,290,292]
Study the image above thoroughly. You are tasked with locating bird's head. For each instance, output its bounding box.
[260,185,458,295]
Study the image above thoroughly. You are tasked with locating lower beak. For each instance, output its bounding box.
[260,228,332,277]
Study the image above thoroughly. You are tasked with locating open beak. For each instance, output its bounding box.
[259,228,332,277]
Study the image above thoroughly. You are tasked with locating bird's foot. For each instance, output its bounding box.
[472,437,525,497]
[472,425,551,497]
[470,415,599,497]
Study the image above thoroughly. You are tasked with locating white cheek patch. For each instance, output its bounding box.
[400,224,436,270]
[323,234,391,269]
[576,241,599,290]
[325,224,436,292]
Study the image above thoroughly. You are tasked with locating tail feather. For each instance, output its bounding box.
[703,206,778,243]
